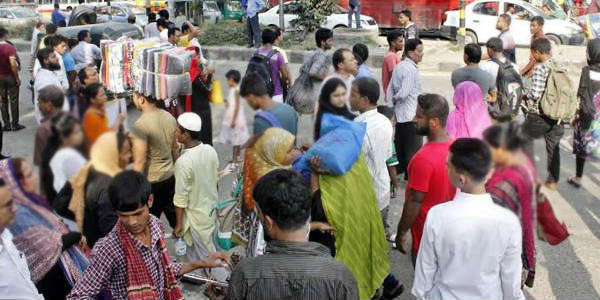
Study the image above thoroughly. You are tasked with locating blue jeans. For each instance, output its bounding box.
[348,4,361,28]
[246,14,261,47]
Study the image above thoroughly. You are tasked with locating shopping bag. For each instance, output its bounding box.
[210,79,225,105]
[295,113,366,175]
[286,69,316,114]
[536,189,569,245]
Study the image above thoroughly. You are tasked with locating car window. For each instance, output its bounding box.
[505,3,533,20]
[12,8,36,18]
[0,10,8,18]
[96,6,110,15]
[279,3,300,14]
[112,7,125,17]
[473,2,499,16]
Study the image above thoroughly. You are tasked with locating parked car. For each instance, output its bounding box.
[95,4,148,27]
[0,7,39,27]
[259,1,379,31]
[223,0,244,21]
[442,0,585,45]
[37,22,143,48]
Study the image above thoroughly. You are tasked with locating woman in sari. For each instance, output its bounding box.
[1,158,88,299]
[69,131,132,248]
[447,81,492,139]
[309,78,397,300]
[242,127,299,212]
[569,38,600,188]
[189,47,215,145]
[484,122,537,287]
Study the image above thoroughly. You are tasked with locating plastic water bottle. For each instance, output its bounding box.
[175,238,187,257]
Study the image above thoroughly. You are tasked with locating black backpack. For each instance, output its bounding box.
[246,50,277,97]
[489,57,524,121]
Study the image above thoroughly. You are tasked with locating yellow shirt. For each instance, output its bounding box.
[273,46,289,64]
[178,35,191,47]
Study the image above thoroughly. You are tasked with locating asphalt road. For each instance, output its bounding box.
[6,54,600,300]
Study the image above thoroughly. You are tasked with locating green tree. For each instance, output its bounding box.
[290,0,336,39]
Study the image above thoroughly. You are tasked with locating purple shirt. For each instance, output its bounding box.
[257,48,286,96]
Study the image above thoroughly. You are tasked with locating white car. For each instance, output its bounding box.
[442,0,585,45]
[259,1,378,31]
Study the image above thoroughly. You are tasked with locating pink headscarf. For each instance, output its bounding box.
[447,81,492,139]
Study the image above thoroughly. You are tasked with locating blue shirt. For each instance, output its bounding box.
[62,52,76,72]
[355,64,373,79]
[51,10,65,26]
[246,0,265,18]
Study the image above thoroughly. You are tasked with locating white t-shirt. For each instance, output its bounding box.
[50,148,87,192]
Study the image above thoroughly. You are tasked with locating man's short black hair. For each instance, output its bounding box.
[532,15,544,26]
[253,169,311,231]
[78,67,92,84]
[499,13,511,26]
[405,38,422,53]
[67,38,78,48]
[353,77,380,105]
[157,18,168,30]
[148,12,156,22]
[54,3,60,9]
[464,43,482,63]
[486,37,503,53]
[332,48,351,71]
[181,23,190,33]
[377,105,395,120]
[262,28,277,45]
[158,9,170,20]
[387,30,404,46]
[109,171,152,212]
[45,23,57,34]
[400,9,412,20]
[417,93,449,126]
[240,72,268,97]
[226,69,241,84]
[352,43,369,65]
[315,28,333,48]
[168,27,180,38]
[0,27,6,39]
[531,38,551,54]
[45,35,61,48]
[37,48,53,66]
[449,138,492,182]
[38,85,65,108]
[77,29,90,42]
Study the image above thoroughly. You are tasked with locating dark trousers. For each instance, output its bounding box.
[0,77,19,126]
[522,113,564,183]
[395,122,423,178]
[246,15,261,47]
[150,175,177,228]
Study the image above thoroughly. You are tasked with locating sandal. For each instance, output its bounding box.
[567,177,581,189]
[382,283,405,300]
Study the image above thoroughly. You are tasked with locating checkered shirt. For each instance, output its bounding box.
[67,216,183,300]
[525,59,553,115]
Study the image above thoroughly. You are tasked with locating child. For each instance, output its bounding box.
[218,70,250,162]
[377,106,400,198]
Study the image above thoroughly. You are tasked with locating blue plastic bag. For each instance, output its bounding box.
[295,113,366,175]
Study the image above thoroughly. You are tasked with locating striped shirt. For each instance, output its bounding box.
[226,240,359,300]
[386,57,422,123]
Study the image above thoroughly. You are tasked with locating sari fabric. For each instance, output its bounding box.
[447,81,492,139]
[319,154,390,299]
[242,127,295,211]
[69,132,123,231]
[1,159,88,284]
[486,156,537,284]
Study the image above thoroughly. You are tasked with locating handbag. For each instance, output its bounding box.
[210,79,225,105]
[536,189,569,245]
[286,60,316,114]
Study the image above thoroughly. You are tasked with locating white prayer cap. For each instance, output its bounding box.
[177,112,202,132]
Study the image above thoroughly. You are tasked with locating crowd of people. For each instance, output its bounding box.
[0,3,596,300]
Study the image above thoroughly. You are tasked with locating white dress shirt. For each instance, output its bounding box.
[71,41,101,72]
[355,109,393,210]
[0,230,44,300]
[34,68,70,124]
[413,192,525,300]
[33,51,68,90]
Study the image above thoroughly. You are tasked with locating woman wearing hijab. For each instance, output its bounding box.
[1,158,88,300]
[569,38,600,188]
[242,127,299,212]
[447,81,492,139]
[314,78,355,140]
[188,46,215,145]
[484,122,537,287]
[68,131,132,248]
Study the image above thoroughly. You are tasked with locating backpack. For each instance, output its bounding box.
[489,58,524,121]
[246,50,278,97]
[540,61,578,123]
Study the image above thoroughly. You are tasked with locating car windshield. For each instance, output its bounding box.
[12,8,36,18]
[206,2,219,10]
[528,4,553,18]
[127,5,146,15]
